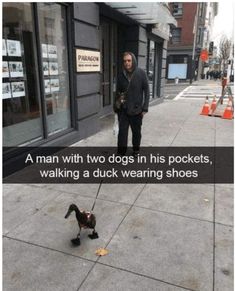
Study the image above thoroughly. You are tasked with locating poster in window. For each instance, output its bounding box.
[2,83,11,99]
[43,62,49,76]
[7,40,21,57]
[44,79,51,94]
[11,81,25,98]
[2,39,7,56]
[48,45,57,59]
[9,62,24,78]
[50,78,60,92]
[2,61,9,78]
[49,62,58,75]
[41,44,48,58]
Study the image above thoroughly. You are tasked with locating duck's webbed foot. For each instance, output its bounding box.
[88,230,99,240]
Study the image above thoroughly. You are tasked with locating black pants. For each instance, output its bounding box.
[117,109,142,154]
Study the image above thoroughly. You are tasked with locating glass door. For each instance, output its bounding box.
[37,3,71,136]
[147,40,162,98]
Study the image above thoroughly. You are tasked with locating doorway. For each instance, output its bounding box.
[147,39,163,98]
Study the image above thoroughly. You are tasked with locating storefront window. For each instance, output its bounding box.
[2,3,71,146]
[3,3,43,146]
[37,3,71,135]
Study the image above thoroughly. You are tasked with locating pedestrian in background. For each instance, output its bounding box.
[221,74,227,104]
[114,52,149,156]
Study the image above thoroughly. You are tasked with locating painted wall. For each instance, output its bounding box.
[73,3,101,140]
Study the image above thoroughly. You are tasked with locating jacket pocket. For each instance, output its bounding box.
[128,104,142,116]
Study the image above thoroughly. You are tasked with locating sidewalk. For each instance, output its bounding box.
[3,97,234,290]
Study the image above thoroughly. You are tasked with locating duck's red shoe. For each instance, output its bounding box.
[71,238,80,246]
[88,232,99,240]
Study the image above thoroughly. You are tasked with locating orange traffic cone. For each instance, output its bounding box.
[200,96,210,116]
[222,97,234,119]
[210,96,217,111]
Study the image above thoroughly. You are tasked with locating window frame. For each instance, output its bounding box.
[171,27,182,44]
[172,3,183,17]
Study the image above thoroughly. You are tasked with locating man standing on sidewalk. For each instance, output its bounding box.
[114,52,149,156]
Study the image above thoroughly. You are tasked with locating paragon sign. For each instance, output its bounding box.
[76,49,100,72]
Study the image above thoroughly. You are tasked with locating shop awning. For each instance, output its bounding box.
[104,2,177,26]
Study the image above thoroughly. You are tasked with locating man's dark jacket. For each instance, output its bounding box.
[115,53,150,116]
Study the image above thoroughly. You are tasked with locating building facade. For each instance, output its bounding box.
[166,2,217,82]
[3,2,176,163]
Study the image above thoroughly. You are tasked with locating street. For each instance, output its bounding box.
[174,79,234,101]
[164,79,234,101]
[164,82,189,100]
[3,79,233,291]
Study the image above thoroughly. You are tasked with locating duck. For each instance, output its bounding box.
[64,204,98,246]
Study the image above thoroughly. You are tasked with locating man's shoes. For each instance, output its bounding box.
[132,150,140,158]
[117,147,127,156]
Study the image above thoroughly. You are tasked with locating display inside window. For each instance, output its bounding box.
[9,62,24,78]
[48,44,57,59]
[44,79,51,94]
[7,39,22,57]
[2,39,7,56]
[49,62,59,75]
[41,44,48,58]
[2,83,11,99]
[43,62,49,76]
[11,81,25,97]
[2,61,9,77]
[2,39,25,96]
[50,78,60,92]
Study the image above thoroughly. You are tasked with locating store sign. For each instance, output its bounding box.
[76,49,100,72]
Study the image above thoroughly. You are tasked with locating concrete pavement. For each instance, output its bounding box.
[3,81,234,291]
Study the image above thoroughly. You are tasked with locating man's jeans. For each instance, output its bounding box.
[117,109,142,154]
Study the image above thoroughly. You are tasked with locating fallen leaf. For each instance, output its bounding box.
[95,248,109,256]
[204,199,209,202]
